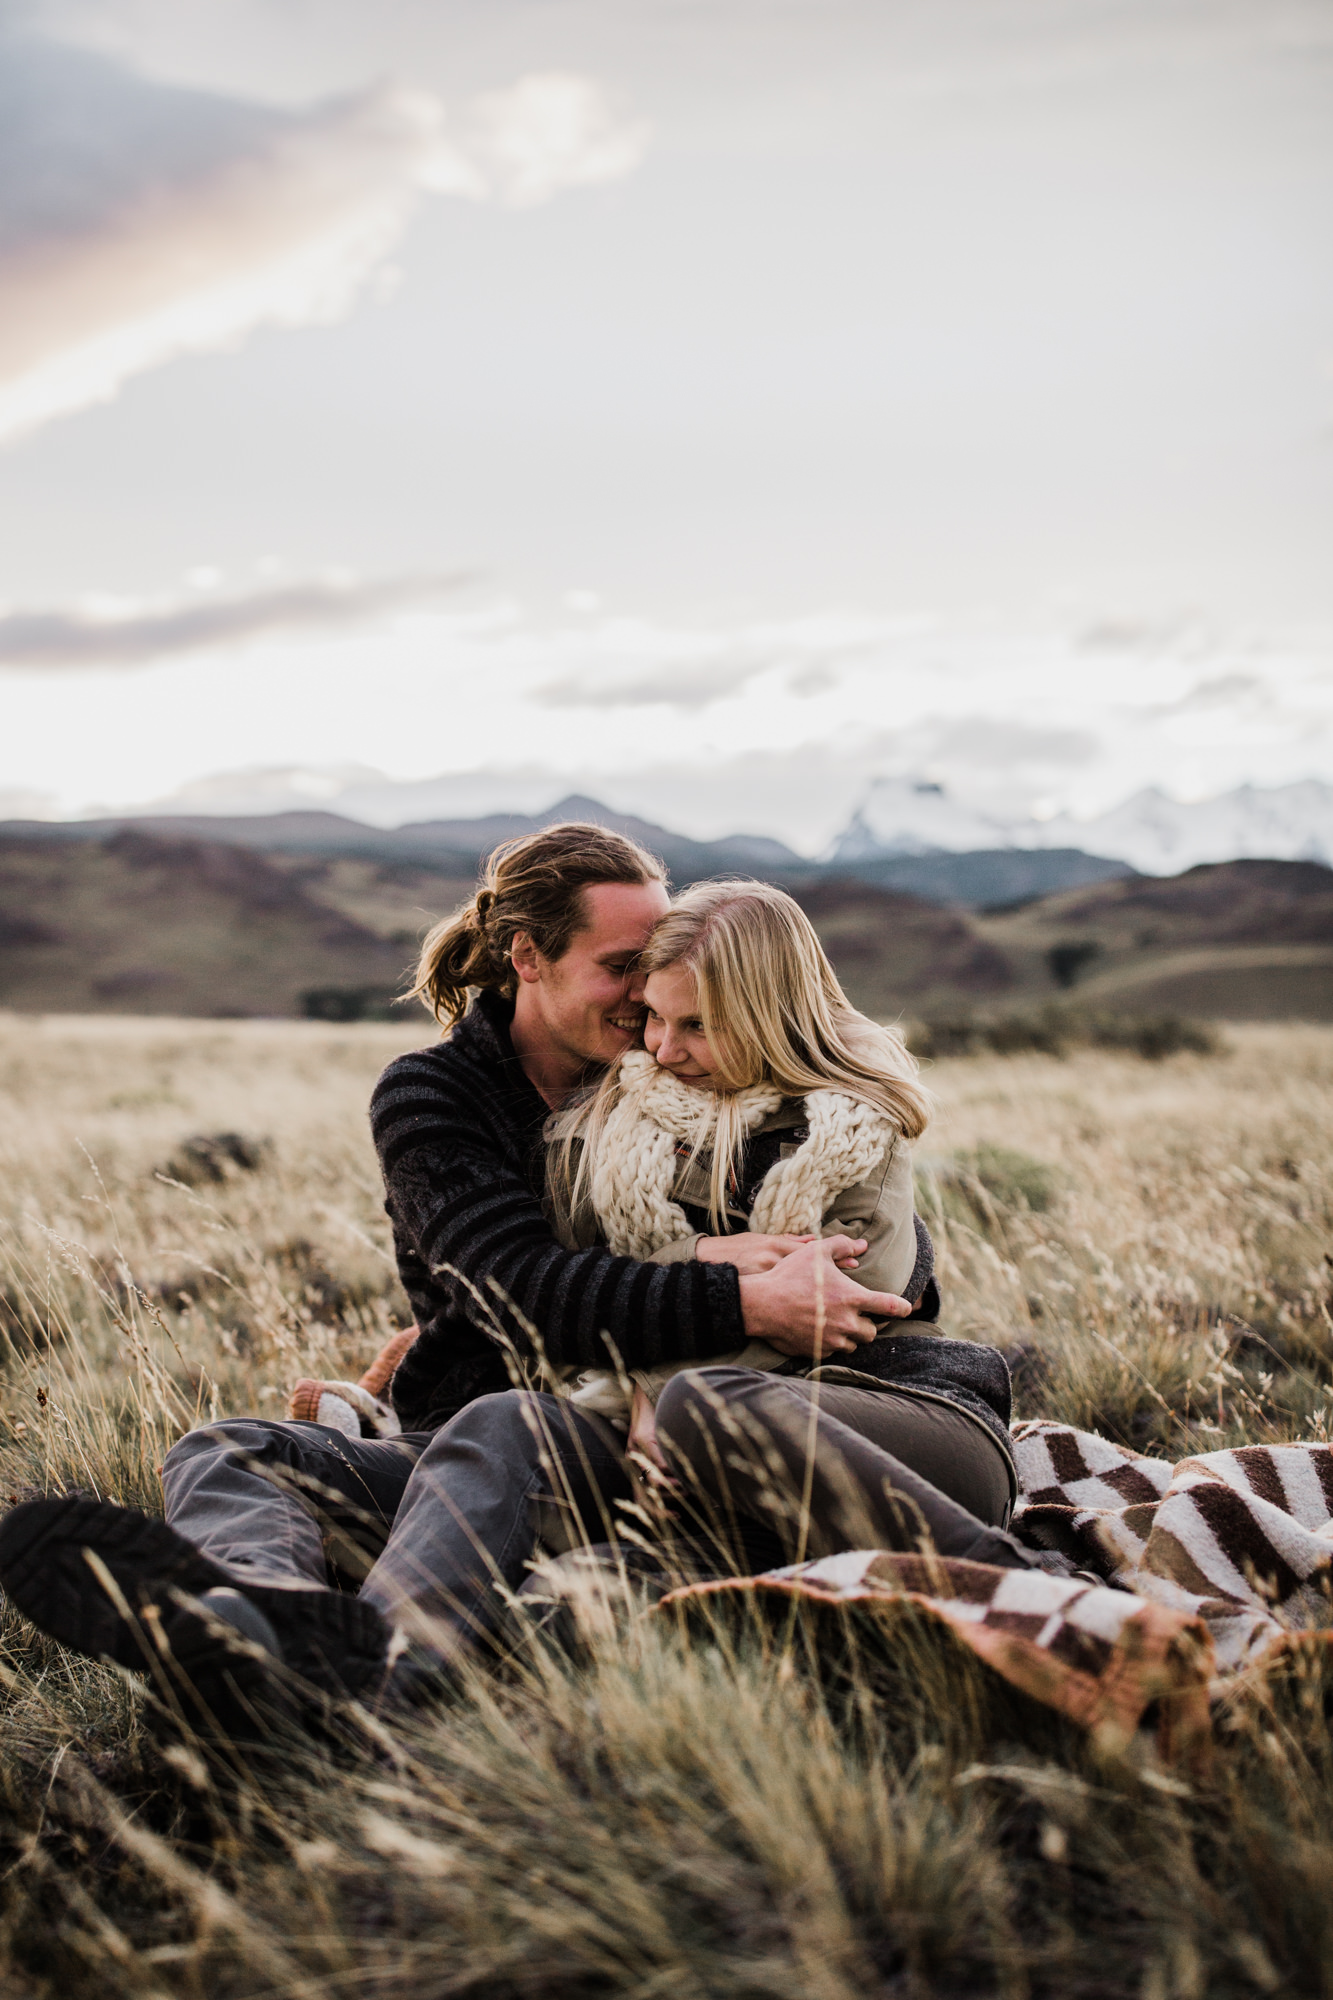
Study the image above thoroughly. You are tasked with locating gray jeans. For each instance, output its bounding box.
[161,1391,633,1661]
[161,1371,1030,1663]
[654,1367,1028,1573]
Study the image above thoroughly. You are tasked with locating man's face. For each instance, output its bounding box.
[522,879,670,1070]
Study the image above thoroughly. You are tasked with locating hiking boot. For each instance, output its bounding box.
[0,1496,389,1737]
[373,1642,467,1719]
[151,1586,301,1747]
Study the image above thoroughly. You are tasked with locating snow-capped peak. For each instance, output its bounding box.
[831,777,1014,859]
[831,778,1333,874]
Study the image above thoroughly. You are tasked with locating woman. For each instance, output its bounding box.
[546,881,1028,1578]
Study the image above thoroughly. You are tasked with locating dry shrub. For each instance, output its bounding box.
[910,1006,1222,1063]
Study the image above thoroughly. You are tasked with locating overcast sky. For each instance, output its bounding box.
[1,0,1330,848]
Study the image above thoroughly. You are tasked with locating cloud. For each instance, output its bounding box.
[463,73,652,209]
[531,615,883,711]
[534,657,763,710]
[913,717,1101,772]
[1074,613,1207,655]
[0,34,650,441]
[109,762,391,818]
[1156,673,1264,714]
[0,785,58,819]
[101,760,577,826]
[0,571,468,668]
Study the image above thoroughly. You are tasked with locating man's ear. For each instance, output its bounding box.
[509,930,544,986]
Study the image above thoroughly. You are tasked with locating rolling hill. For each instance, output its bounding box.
[0,823,1328,1023]
[975,860,1333,1020]
[0,828,411,1017]
[788,879,1015,1016]
[0,826,1015,1021]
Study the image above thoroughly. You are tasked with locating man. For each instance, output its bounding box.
[0,824,908,1728]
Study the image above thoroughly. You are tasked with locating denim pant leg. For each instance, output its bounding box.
[655,1366,1033,1571]
[161,1418,426,1589]
[359,1390,633,1658]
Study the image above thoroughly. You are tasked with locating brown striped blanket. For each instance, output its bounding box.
[1011,1421,1333,1672]
[658,1423,1333,1761]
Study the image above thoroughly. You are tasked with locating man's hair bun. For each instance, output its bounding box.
[406,821,666,1029]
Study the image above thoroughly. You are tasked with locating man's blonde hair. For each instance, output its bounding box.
[556,879,930,1236]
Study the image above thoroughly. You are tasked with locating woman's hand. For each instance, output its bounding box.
[695,1232,823,1275]
[696,1233,864,1275]
[627,1383,670,1472]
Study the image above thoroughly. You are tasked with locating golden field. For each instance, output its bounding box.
[0,1012,1332,1998]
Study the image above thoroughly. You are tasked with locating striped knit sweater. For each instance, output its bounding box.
[370,991,746,1434]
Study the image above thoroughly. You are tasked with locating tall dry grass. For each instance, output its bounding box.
[0,1012,1332,1997]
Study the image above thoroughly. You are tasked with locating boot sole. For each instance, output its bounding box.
[0,1496,387,1696]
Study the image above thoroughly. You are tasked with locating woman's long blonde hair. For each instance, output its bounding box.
[554,879,931,1236]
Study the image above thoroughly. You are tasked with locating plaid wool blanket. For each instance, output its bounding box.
[658,1423,1333,1761]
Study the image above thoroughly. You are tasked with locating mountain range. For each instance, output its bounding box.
[836,778,1333,875]
[8,772,1333,908]
[1,796,806,885]
[0,797,1132,908]
[12,773,1330,880]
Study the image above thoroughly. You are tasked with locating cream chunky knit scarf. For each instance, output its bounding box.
[562,1053,902,1424]
[589,1050,899,1255]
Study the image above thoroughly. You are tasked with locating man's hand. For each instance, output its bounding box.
[738,1236,912,1359]
[696,1232,821,1275]
[627,1383,670,1472]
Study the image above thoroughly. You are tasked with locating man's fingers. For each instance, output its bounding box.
[854,1290,912,1318]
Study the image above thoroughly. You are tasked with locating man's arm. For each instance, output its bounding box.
[379,1137,746,1375]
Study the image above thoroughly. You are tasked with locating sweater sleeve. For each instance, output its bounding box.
[373,1064,745,1380]
[647,1234,702,1266]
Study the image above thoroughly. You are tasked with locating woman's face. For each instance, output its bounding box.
[643,963,725,1089]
